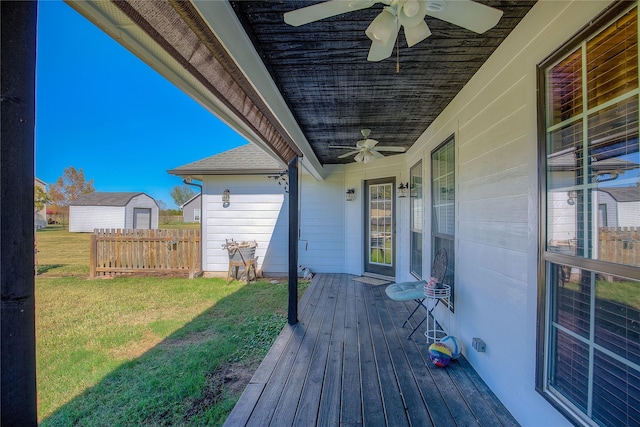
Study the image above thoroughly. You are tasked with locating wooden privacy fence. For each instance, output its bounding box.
[599,227,640,267]
[90,229,201,277]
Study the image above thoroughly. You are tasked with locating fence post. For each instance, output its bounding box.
[188,230,195,279]
[90,231,97,277]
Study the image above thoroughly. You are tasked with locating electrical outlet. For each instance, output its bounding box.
[472,337,486,352]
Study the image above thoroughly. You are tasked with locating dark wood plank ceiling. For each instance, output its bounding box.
[230,0,536,165]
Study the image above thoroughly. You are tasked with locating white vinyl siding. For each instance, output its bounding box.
[202,176,288,274]
[69,206,124,232]
[298,166,346,273]
[201,169,346,275]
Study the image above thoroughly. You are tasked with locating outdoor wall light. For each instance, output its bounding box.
[397,182,408,198]
[222,189,230,207]
[346,189,355,202]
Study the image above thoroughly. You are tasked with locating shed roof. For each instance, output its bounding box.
[70,192,151,207]
[600,187,640,203]
[167,144,285,176]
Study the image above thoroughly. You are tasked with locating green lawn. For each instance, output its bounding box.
[36,226,306,425]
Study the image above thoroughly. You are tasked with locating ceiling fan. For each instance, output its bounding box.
[284,0,503,62]
[329,129,406,163]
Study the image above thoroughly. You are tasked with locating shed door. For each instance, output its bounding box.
[133,208,151,229]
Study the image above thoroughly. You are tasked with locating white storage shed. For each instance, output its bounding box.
[69,192,159,232]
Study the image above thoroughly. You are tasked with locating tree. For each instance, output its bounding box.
[34,185,50,211]
[48,166,95,207]
[170,184,196,208]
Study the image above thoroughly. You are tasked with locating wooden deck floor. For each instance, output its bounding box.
[224,273,519,427]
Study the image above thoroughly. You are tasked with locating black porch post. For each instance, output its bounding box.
[287,157,299,325]
[1,1,39,425]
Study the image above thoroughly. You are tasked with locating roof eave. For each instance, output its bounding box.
[168,168,285,176]
[191,0,324,180]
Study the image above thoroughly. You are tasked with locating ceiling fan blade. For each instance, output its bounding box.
[425,0,503,34]
[375,146,406,152]
[329,145,358,149]
[338,150,361,158]
[404,20,431,47]
[370,150,385,159]
[284,0,376,26]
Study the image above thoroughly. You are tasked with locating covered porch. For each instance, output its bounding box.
[224,273,518,426]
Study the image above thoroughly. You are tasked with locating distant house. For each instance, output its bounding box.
[34,177,47,229]
[180,194,201,223]
[597,187,640,228]
[69,192,159,233]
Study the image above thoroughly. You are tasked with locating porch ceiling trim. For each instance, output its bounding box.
[109,0,301,165]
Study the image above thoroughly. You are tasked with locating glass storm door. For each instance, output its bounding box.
[365,179,395,277]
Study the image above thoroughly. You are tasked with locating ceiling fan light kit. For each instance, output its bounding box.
[329,129,406,163]
[365,8,396,43]
[284,0,504,61]
[398,0,426,28]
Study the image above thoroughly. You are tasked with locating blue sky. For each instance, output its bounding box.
[35,1,248,208]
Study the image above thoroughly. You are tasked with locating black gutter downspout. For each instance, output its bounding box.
[288,157,299,325]
[1,1,38,424]
[182,178,203,215]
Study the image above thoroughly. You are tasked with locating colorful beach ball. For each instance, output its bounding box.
[440,335,462,359]
[428,342,452,367]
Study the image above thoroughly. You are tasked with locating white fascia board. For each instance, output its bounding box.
[191,0,325,181]
[65,0,307,174]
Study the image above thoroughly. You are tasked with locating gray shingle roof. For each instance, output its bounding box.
[600,187,640,203]
[167,144,285,176]
[70,192,148,206]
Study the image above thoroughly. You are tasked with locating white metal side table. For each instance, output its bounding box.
[423,283,450,343]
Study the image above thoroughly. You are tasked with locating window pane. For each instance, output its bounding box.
[547,120,584,183]
[433,236,454,295]
[587,95,639,185]
[432,138,455,308]
[594,276,640,365]
[410,162,423,232]
[548,48,583,126]
[548,263,640,427]
[369,183,393,267]
[410,231,422,278]
[550,264,591,339]
[410,161,423,278]
[587,7,638,108]
[593,350,640,426]
[550,328,590,412]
